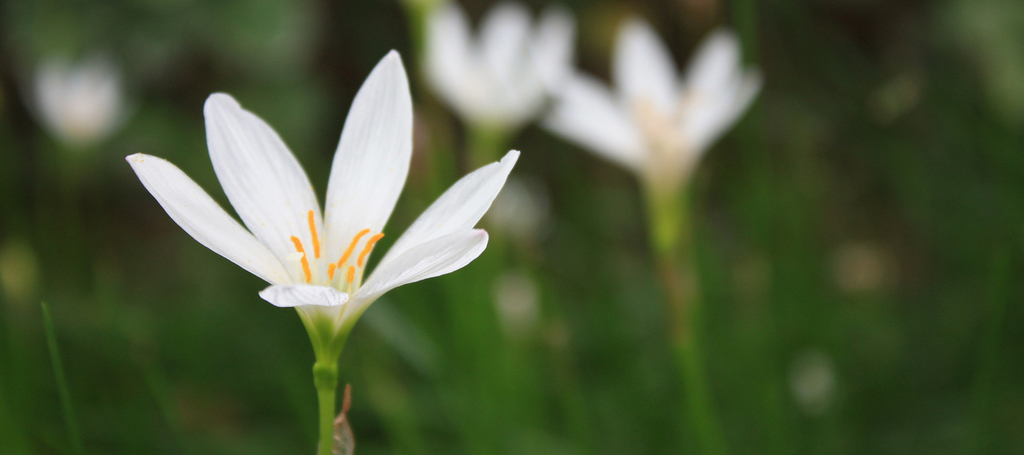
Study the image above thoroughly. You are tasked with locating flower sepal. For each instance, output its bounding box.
[295,303,353,365]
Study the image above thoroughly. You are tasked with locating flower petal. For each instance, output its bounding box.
[685,29,743,96]
[204,93,322,282]
[378,150,518,268]
[530,5,576,92]
[426,3,473,111]
[353,229,489,309]
[479,2,531,86]
[126,153,291,285]
[323,51,413,266]
[259,284,349,308]
[544,74,646,171]
[613,18,678,113]
[684,69,762,153]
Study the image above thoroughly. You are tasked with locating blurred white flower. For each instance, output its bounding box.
[493,269,541,340]
[486,175,550,244]
[0,238,39,306]
[33,55,126,149]
[788,349,838,416]
[831,242,894,294]
[426,1,576,131]
[127,52,519,343]
[544,19,761,192]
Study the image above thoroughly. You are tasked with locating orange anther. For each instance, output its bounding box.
[327,263,336,280]
[307,210,320,259]
[357,233,385,267]
[338,229,370,267]
[346,265,356,284]
[290,236,312,283]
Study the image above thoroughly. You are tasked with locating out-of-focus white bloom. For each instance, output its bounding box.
[788,349,838,416]
[0,238,39,306]
[127,52,519,343]
[831,242,893,293]
[545,19,761,192]
[493,269,540,340]
[33,55,126,149]
[486,175,550,244]
[426,1,576,131]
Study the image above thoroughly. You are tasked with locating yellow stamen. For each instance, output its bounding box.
[290,236,312,283]
[338,229,370,267]
[358,233,385,267]
[307,210,320,258]
[346,265,356,284]
[327,263,336,280]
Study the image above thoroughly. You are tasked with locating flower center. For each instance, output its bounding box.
[329,228,385,292]
[631,97,695,189]
[286,210,384,292]
[633,98,684,159]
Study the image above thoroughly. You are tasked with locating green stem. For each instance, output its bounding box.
[42,302,85,455]
[968,250,1011,453]
[300,310,352,455]
[643,185,729,455]
[402,1,431,66]
[314,361,339,455]
[467,123,509,171]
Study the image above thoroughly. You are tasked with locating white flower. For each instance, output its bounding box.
[544,19,761,192]
[492,269,540,340]
[426,1,575,131]
[789,349,838,416]
[485,175,550,244]
[831,242,893,293]
[33,55,126,149]
[127,52,519,338]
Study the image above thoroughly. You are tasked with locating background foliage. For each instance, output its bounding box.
[2,0,1024,454]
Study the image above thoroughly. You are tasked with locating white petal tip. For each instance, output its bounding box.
[362,52,411,105]
[125,153,163,167]
[259,284,350,308]
[501,150,521,165]
[710,28,739,41]
[376,51,408,77]
[204,93,239,114]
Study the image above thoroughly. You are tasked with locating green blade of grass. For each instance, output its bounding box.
[42,302,85,455]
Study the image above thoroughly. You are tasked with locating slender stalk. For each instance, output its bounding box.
[42,302,85,455]
[301,312,351,455]
[643,185,728,455]
[401,1,431,66]
[968,250,1011,453]
[467,123,509,171]
[314,360,339,455]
